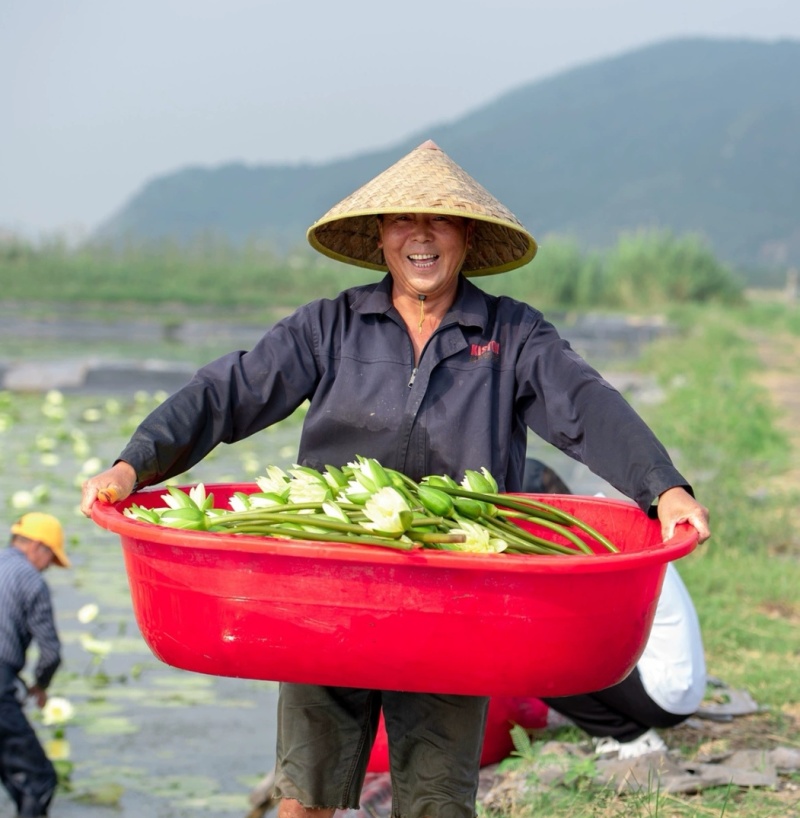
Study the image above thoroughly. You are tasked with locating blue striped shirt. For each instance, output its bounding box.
[0,546,61,689]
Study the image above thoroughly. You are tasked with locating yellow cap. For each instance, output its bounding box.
[11,512,70,568]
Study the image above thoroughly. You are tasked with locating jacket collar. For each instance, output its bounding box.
[351,274,489,332]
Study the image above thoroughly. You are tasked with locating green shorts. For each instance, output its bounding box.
[273,683,490,818]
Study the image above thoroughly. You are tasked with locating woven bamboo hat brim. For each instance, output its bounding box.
[307,140,537,276]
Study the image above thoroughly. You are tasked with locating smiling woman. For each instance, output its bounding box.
[377,212,474,344]
[79,137,710,818]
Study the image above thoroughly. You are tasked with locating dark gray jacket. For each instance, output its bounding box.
[120,275,688,510]
[0,548,61,690]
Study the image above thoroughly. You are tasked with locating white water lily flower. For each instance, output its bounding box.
[44,737,71,760]
[337,479,373,505]
[77,603,99,624]
[287,468,331,505]
[35,434,56,452]
[80,634,112,656]
[346,457,390,492]
[161,492,184,510]
[41,391,66,420]
[160,485,203,510]
[362,487,411,534]
[322,501,351,524]
[461,466,498,494]
[80,457,105,476]
[71,437,91,458]
[188,483,207,508]
[229,491,283,512]
[450,520,508,553]
[248,493,284,509]
[11,490,34,509]
[256,465,290,495]
[354,458,385,489]
[42,696,75,726]
[229,494,250,513]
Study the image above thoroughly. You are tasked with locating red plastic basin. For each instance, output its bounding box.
[91,484,697,697]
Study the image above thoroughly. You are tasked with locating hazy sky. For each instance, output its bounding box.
[3,0,800,238]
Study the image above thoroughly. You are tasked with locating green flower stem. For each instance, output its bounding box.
[408,515,444,528]
[214,503,326,523]
[436,486,618,553]
[483,515,590,555]
[451,515,575,555]
[436,516,560,556]
[410,532,468,545]
[222,524,416,551]
[212,512,405,540]
[434,486,564,523]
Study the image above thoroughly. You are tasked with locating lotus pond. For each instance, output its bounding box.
[1,387,309,817]
[0,378,619,817]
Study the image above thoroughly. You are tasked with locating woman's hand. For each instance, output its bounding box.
[656,486,710,544]
[80,461,138,517]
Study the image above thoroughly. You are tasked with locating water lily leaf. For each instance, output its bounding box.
[82,715,139,736]
[71,782,126,806]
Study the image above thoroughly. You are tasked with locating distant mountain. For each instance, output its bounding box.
[96,37,800,272]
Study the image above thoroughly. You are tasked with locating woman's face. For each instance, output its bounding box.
[377,213,473,300]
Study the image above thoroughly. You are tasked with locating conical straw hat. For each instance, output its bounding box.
[307,140,537,276]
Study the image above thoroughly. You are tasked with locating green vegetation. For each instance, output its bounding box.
[498,300,800,817]
[0,233,361,320]
[638,305,799,702]
[1,237,798,814]
[485,229,744,309]
[1,229,744,317]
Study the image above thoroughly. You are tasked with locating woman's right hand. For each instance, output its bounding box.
[80,461,138,517]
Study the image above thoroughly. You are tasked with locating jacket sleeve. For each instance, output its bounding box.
[516,317,690,512]
[29,585,61,690]
[118,306,322,488]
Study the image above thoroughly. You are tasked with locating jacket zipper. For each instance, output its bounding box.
[408,367,418,388]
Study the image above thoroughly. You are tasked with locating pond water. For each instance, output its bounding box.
[0,315,652,816]
[1,389,307,817]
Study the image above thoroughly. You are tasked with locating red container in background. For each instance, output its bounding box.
[91,484,697,697]
[367,696,550,773]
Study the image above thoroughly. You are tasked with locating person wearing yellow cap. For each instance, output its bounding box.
[81,140,709,818]
[1,512,68,817]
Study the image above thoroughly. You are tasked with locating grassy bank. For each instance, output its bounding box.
[639,303,799,704]
[1,230,744,318]
[504,299,800,817]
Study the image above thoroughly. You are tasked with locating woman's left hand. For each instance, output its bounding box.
[657,486,710,544]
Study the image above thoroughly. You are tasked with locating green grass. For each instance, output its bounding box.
[1,230,744,319]
[497,301,800,817]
